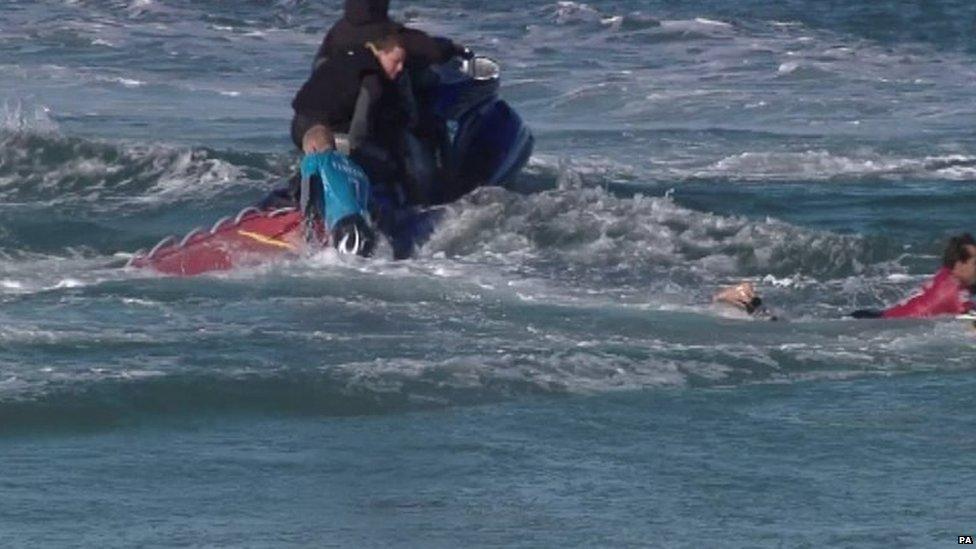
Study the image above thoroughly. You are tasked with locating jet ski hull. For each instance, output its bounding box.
[127,207,306,276]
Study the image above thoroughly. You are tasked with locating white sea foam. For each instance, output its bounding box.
[693,17,732,28]
[777,61,800,74]
[121,298,159,307]
[0,100,59,134]
[550,1,603,25]
[706,151,976,181]
[52,279,84,289]
[151,149,242,195]
[1,279,25,291]
[110,77,145,88]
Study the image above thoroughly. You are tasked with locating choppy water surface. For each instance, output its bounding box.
[2,1,975,546]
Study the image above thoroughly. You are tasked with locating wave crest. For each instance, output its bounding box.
[424,181,895,284]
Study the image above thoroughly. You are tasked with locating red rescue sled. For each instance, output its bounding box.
[127,206,312,276]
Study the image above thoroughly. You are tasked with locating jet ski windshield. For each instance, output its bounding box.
[432,56,501,120]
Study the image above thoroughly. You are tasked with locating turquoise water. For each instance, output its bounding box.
[2,0,976,546]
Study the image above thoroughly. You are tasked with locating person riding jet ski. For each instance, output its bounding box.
[291,33,407,184]
[257,33,406,253]
[314,0,472,205]
[260,31,407,210]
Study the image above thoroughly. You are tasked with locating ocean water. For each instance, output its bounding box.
[2,0,976,546]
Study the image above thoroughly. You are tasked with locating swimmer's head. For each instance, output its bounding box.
[944,233,976,286]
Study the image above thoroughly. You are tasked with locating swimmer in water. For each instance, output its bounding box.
[714,233,976,320]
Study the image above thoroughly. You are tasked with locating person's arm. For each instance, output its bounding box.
[291,68,341,151]
[312,28,336,72]
[311,22,356,72]
[348,74,384,151]
[882,288,932,318]
[882,275,964,318]
[292,70,333,123]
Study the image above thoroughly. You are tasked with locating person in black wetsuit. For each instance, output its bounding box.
[260,33,406,210]
[314,0,471,205]
[286,33,408,256]
[291,34,406,166]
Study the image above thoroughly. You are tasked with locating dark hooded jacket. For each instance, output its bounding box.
[291,45,399,150]
[316,0,456,69]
